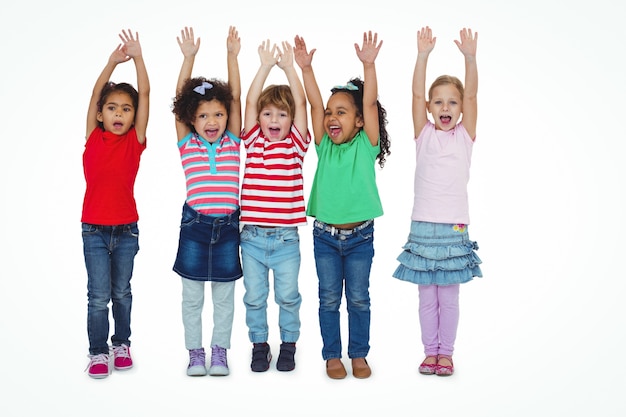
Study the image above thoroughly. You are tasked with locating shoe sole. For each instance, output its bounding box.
[187,366,207,376]
[208,366,229,376]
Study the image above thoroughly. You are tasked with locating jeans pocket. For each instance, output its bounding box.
[81,223,98,234]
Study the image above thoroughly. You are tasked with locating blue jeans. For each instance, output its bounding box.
[82,223,139,355]
[312,220,374,360]
[241,225,302,343]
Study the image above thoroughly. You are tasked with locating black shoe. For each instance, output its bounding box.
[276,342,296,372]
[251,343,271,372]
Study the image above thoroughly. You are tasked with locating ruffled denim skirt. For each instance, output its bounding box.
[393,221,482,286]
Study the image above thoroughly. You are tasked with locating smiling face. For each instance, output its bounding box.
[428,84,463,131]
[97,92,135,135]
[192,99,228,143]
[258,104,292,142]
[324,92,363,144]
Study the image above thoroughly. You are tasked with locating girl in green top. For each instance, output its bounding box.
[294,31,390,379]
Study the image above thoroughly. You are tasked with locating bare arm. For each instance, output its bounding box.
[455,28,478,140]
[277,41,307,138]
[243,40,277,135]
[294,35,324,145]
[226,26,242,136]
[175,27,200,141]
[120,30,149,145]
[412,27,436,138]
[86,43,130,138]
[355,31,382,146]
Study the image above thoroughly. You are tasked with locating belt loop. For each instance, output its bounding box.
[331,226,336,236]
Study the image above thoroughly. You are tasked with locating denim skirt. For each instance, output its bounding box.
[392,221,482,286]
[173,203,243,282]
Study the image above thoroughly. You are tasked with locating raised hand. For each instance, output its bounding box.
[454,27,477,57]
[258,39,279,67]
[227,26,240,56]
[108,43,130,65]
[277,41,294,70]
[177,26,200,58]
[354,31,382,65]
[119,29,142,58]
[294,35,316,69]
[417,26,436,55]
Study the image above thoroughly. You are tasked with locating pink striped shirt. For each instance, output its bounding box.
[178,131,241,215]
[240,124,310,226]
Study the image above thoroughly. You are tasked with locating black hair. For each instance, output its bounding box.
[172,77,233,131]
[330,77,390,168]
[96,81,139,129]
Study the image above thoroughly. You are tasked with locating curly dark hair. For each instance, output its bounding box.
[330,77,390,168]
[96,81,139,129]
[172,77,233,130]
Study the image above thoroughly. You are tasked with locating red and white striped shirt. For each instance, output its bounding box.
[240,124,310,226]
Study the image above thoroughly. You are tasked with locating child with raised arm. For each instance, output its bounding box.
[240,39,309,372]
[171,26,242,377]
[393,27,483,377]
[294,32,390,379]
[82,29,149,379]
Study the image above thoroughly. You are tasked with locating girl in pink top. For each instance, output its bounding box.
[393,27,482,377]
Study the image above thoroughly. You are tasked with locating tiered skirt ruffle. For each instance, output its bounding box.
[393,221,482,286]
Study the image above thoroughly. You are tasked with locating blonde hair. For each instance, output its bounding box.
[428,75,464,101]
[257,84,295,119]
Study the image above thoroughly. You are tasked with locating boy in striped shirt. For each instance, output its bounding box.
[240,39,310,372]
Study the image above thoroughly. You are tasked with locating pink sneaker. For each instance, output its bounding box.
[87,353,111,379]
[113,344,133,370]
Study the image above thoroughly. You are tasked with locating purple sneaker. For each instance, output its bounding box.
[187,348,207,376]
[113,344,133,370]
[86,353,111,379]
[208,345,229,376]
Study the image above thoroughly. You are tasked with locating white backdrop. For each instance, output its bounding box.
[1,1,624,416]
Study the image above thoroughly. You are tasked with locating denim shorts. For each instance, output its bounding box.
[173,203,242,282]
[393,221,482,286]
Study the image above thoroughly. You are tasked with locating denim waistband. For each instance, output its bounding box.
[82,222,137,232]
[313,219,373,236]
[183,203,240,225]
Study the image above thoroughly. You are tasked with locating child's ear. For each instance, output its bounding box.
[356,115,364,128]
[96,112,103,122]
[426,101,431,113]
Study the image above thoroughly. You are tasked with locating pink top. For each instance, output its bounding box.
[411,121,474,225]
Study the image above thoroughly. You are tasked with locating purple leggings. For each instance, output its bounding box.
[418,284,460,357]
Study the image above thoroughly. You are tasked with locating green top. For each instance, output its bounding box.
[306,130,383,224]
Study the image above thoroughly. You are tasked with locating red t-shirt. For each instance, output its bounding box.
[81,127,146,225]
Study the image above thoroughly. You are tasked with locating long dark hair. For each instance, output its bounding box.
[330,77,390,168]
